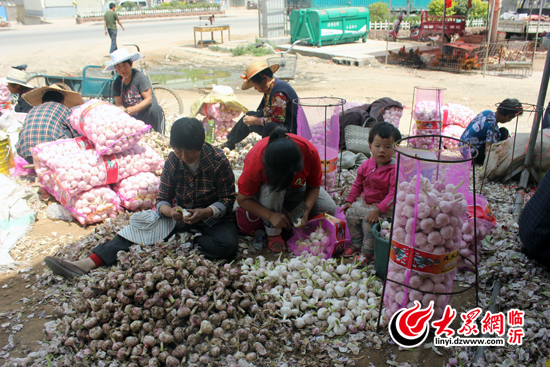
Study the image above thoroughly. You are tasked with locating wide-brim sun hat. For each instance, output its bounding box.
[118,210,176,245]
[104,48,144,72]
[6,68,34,89]
[23,84,85,108]
[241,60,280,90]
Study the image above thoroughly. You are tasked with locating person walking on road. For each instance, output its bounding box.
[104,2,124,54]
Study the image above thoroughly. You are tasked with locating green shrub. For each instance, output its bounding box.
[231,43,275,57]
[369,2,389,23]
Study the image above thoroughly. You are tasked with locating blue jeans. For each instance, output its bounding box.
[108,29,117,53]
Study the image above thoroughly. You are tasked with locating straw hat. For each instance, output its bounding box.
[23,84,85,108]
[118,211,176,245]
[241,60,279,90]
[104,48,144,72]
[6,68,34,89]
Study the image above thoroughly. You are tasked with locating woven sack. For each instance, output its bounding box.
[344,117,375,156]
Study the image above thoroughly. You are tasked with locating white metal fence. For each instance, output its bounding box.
[77,7,220,18]
[369,18,486,30]
[259,0,287,38]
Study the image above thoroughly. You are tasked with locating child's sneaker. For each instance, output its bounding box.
[343,247,359,258]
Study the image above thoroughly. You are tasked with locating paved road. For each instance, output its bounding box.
[1,10,258,53]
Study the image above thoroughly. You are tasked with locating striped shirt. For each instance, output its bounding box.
[15,102,79,161]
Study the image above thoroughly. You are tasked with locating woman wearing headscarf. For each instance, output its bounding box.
[237,127,337,252]
[105,48,165,134]
[222,60,299,149]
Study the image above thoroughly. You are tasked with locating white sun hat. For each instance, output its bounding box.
[104,48,144,72]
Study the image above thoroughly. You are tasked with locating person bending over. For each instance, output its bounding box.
[460,98,523,165]
[237,127,337,252]
[222,61,299,150]
[16,85,83,164]
[45,117,238,278]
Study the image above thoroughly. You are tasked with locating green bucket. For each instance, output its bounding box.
[372,223,390,280]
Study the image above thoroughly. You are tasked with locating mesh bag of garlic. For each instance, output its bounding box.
[47,142,163,203]
[70,99,152,156]
[111,171,161,211]
[383,143,472,321]
[64,185,121,225]
[382,106,403,128]
[201,103,241,141]
[441,103,476,149]
[189,86,249,142]
[32,137,95,188]
[410,92,444,150]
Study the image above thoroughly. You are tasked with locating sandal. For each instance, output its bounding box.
[343,247,359,258]
[267,234,287,253]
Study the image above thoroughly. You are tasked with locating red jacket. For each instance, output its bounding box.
[345,157,396,213]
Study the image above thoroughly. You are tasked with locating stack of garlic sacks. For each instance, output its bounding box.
[32,99,164,225]
[383,175,468,321]
[410,101,443,150]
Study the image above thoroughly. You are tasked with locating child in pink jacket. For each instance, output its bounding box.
[341,122,401,261]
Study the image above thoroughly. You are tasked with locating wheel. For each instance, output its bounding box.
[26,75,47,88]
[153,85,183,118]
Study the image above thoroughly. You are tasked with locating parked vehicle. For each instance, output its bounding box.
[389,10,465,42]
[247,0,258,9]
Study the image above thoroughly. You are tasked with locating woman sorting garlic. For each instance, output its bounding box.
[45,118,239,278]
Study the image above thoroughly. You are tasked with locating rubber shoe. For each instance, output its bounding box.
[343,247,359,258]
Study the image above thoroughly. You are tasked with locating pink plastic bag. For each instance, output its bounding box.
[287,216,337,259]
[287,213,350,259]
[111,172,161,211]
[65,185,121,225]
[70,99,151,155]
[9,155,34,177]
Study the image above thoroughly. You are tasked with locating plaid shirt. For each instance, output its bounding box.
[156,143,235,227]
[15,102,78,160]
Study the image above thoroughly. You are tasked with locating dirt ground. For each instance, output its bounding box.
[0,30,545,365]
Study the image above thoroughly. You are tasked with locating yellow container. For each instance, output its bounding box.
[0,138,14,175]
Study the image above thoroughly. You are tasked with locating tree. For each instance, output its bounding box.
[442,0,488,18]
[428,0,457,15]
[122,0,137,9]
[369,2,389,23]
[469,0,488,19]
